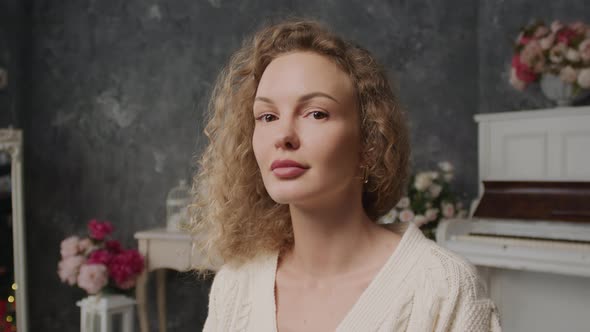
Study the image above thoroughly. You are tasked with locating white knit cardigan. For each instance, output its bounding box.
[203,223,502,331]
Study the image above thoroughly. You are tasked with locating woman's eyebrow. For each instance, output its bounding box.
[254,92,340,105]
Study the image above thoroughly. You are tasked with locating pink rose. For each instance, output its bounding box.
[579,39,590,62]
[549,43,567,63]
[108,249,145,289]
[77,264,108,294]
[105,240,123,254]
[520,41,545,72]
[556,27,577,44]
[78,238,95,254]
[533,25,549,38]
[566,48,581,62]
[428,184,442,198]
[60,236,80,258]
[516,32,532,46]
[539,33,555,50]
[559,66,578,83]
[441,202,455,218]
[88,219,114,240]
[569,21,587,34]
[511,55,538,83]
[425,208,439,222]
[577,69,590,89]
[551,21,563,33]
[399,209,415,223]
[57,255,86,285]
[87,249,113,265]
[510,68,527,91]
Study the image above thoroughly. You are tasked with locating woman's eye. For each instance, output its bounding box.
[310,111,328,120]
[257,114,277,122]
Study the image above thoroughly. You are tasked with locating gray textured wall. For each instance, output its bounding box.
[0,0,29,128]
[7,0,587,331]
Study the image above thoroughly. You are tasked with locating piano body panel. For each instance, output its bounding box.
[487,268,590,332]
[438,218,590,332]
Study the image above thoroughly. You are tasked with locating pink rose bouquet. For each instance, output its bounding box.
[57,219,145,295]
[510,20,590,91]
[379,161,467,240]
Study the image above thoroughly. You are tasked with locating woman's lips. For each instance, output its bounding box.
[272,166,307,179]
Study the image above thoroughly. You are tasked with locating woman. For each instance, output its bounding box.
[190,19,501,332]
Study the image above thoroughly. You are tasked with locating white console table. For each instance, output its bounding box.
[134,229,213,332]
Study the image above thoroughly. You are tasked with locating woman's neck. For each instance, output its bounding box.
[284,198,396,280]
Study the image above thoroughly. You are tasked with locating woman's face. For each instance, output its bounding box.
[252,51,362,207]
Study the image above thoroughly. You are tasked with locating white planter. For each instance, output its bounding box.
[76,294,135,332]
[540,73,590,106]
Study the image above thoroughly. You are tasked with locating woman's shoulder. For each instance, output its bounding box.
[212,251,278,288]
[412,234,489,301]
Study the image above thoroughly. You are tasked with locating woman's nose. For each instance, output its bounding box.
[274,119,300,150]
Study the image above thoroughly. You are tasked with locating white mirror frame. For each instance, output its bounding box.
[0,128,27,332]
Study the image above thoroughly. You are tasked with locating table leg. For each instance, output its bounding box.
[156,269,167,332]
[136,270,149,332]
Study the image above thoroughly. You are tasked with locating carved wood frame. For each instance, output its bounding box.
[0,128,28,332]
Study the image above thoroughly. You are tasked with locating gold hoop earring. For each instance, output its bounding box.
[362,165,369,184]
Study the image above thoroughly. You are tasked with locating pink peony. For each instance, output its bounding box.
[559,66,578,83]
[108,249,145,289]
[569,21,587,34]
[566,48,581,62]
[549,43,567,63]
[60,236,80,258]
[579,39,590,62]
[77,264,108,294]
[556,27,577,44]
[533,25,549,38]
[78,238,95,254]
[425,208,439,222]
[105,240,123,254]
[539,33,555,50]
[87,249,113,265]
[577,68,590,89]
[516,32,532,46]
[57,255,86,285]
[442,202,455,218]
[88,219,114,240]
[551,21,564,33]
[429,184,442,198]
[511,55,538,83]
[520,41,545,72]
[396,197,410,209]
[399,209,415,223]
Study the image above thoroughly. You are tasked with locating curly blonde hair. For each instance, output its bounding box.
[189,19,410,271]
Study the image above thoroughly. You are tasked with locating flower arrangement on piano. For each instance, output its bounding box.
[57,219,145,296]
[509,20,590,92]
[379,161,468,240]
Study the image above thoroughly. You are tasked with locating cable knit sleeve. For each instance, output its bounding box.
[202,268,227,332]
[432,248,502,332]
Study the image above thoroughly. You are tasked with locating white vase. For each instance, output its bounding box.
[539,73,589,106]
[76,294,136,332]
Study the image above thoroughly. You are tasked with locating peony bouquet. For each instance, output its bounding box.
[509,20,590,91]
[379,161,467,240]
[57,219,144,295]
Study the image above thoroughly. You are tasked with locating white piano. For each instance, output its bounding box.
[437,106,590,332]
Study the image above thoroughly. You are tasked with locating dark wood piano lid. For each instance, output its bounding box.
[473,181,590,222]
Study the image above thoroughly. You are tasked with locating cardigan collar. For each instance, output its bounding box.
[254,222,429,332]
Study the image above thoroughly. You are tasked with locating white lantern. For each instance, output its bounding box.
[166,179,190,231]
[77,294,135,332]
